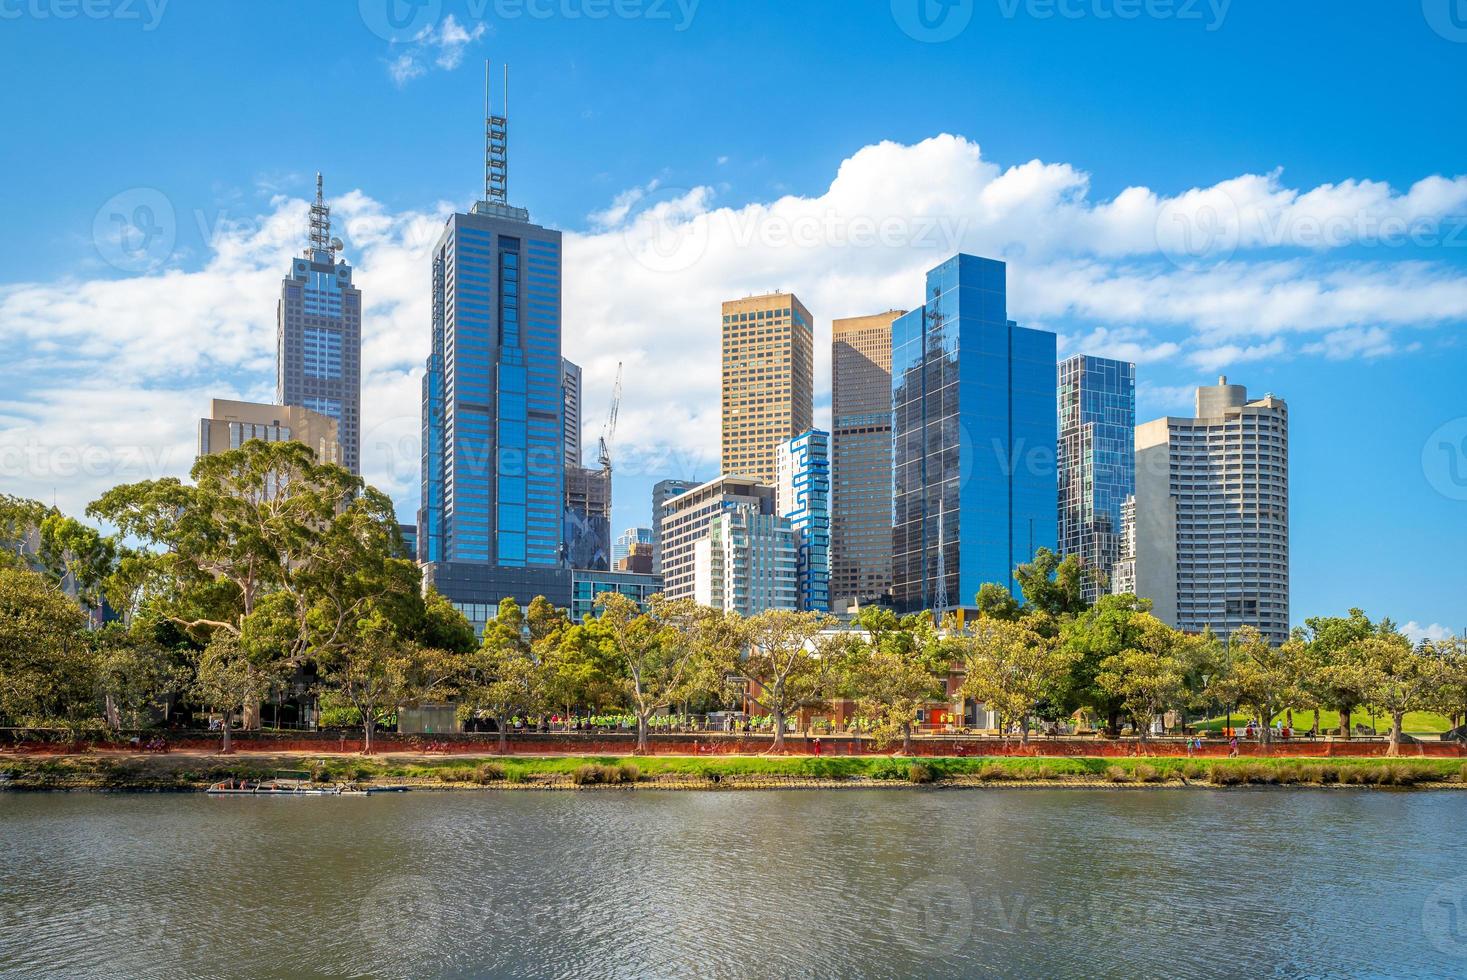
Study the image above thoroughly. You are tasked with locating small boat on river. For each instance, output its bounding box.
[205,770,391,796]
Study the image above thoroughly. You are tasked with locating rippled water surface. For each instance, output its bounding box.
[2,789,1465,978]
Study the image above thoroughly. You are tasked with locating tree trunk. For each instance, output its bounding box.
[636,714,650,755]
[362,717,374,755]
[105,694,121,731]
[1339,705,1351,739]
[1388,711,1404,757]
[243,700,261,731]
[1107,709,1121,738]
[1020,720,1030,747]
[221,711,233,755]
[497,720,508,755]
[901,722,913,756]
[770,710,786,753]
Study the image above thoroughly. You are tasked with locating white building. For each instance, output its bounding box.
[1126,377,1289,644]
[659,475,777,601]
[692,504,798,615]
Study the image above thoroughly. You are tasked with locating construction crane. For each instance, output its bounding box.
[597,362,623,472]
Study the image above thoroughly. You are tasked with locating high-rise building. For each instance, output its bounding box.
[1111,495,1137,596]
[198,398,340,467]
[1057,354,1136,602]
[561,357,582,468]
[276,174,361,473]
[418,68,571,630]
[616,541,655,574]
[564,464,611,570]
[1127,377,1290,644]
[720,292,814,484]
[830,310,904,608]
[613,527,653,565]
[891,254,1057,616]
[658,475,777,602]
[571,567,663,621]
[693,504,798,616]
[777,429,831,612]
[651,478,699,575]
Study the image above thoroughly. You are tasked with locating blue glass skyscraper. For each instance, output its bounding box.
[777,428,831,612]
[890,254,1057,615]
[419,70,570,628]
[1057,354,1136,601]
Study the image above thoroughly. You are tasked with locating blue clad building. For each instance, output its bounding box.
[418,77,571,629]
[776,428,831,612]
[890,254,1057,616]
[1057,354,1136,601]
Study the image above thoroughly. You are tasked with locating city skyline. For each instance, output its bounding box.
[2,4,1466,637]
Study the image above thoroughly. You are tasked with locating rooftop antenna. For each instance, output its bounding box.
[934,493,949,617]
[307,172,334,258]
[484,60,508,207]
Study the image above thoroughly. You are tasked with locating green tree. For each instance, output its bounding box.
[1057,593,1155,735]
[89,624,181,730]
[958,616,1072,743]
[973,583,1023,622]
[318,630,462,755]
[740,609,838,753]
[0,565,93,726]
[459,597,544,753]
[1093,615,1188,744]
[192,633,284,754]
[1208,627,1306,746]
[1426,636,1467,731]
[1301,609,1384,738]
[1355,634,1447,757]
[1014,548,1090,617]
[846,610,948,753]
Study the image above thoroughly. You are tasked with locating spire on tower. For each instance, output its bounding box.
[484,60,508,206]
[307,171,335,258]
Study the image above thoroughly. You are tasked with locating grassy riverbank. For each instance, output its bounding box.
[4,753,1467,791]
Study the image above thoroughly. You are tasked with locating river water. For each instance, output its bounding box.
[1,789,1464,978]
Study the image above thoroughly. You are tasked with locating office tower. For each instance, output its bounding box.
[561,357,582,468]
[276,174,361,474]
[613,527,653,565]
[1110,495,1137,596]
[198,398,340,467]
[651,478,699,575]
[564,464,611,570]
[1129,377,1290,644]
[1057,354,1136,602]
[658,475,777,601]
[397,524,418,563]
[776,429,831,612]
[693,504,798,615]
[720,292,814,484]
[890,254,1058,616]
[830,310,904,608]
[418,67,571,629]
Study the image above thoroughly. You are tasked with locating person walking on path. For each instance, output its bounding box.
[1228,736,1240,758]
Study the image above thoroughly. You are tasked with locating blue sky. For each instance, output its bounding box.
[1,0,1464,637]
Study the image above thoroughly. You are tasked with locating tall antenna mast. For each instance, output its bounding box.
[484,60,508,206]
[307,171,333,257]
[934,492,950,616]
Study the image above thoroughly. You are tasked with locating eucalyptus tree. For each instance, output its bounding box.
[845,609,948,754]
[458,598,545,753]
[0,565,92,726]
[1093,615,1189,744]
[740,609,839,753]
[958,615,1072,744]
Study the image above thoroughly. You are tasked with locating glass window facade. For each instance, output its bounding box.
[891,254,1057,614]
[1057,355,1136,601]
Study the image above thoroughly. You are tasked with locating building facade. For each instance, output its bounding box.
[651,478,700,575]
[198,399,340,467]
[830,310,904,608]
[564,464,612,570]
[693,505,798,616]
[561,357,582,468]
[658,475,777,602]
[276,174,361,473]
[1056,354,1136,602]
[571,568,663,621]
[776,429,831,612]
[720,292,814,484]
[890,254,1058,616]
[1127,377,1290,644]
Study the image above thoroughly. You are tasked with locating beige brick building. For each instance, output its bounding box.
[720,292,813,484]
[198,399,341,466]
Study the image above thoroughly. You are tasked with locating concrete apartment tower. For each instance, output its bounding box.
[561,358,582,468]
[891,254,1057,616]
[1057,354,1136,602]
[830,310,904,609]
[720,292,814,484]
[1126,377,1290,644]
[418,65,570,629]
[276,174,361,473]
[657,475,778,602]
[650,479,699,575]
[693,504,798,615]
